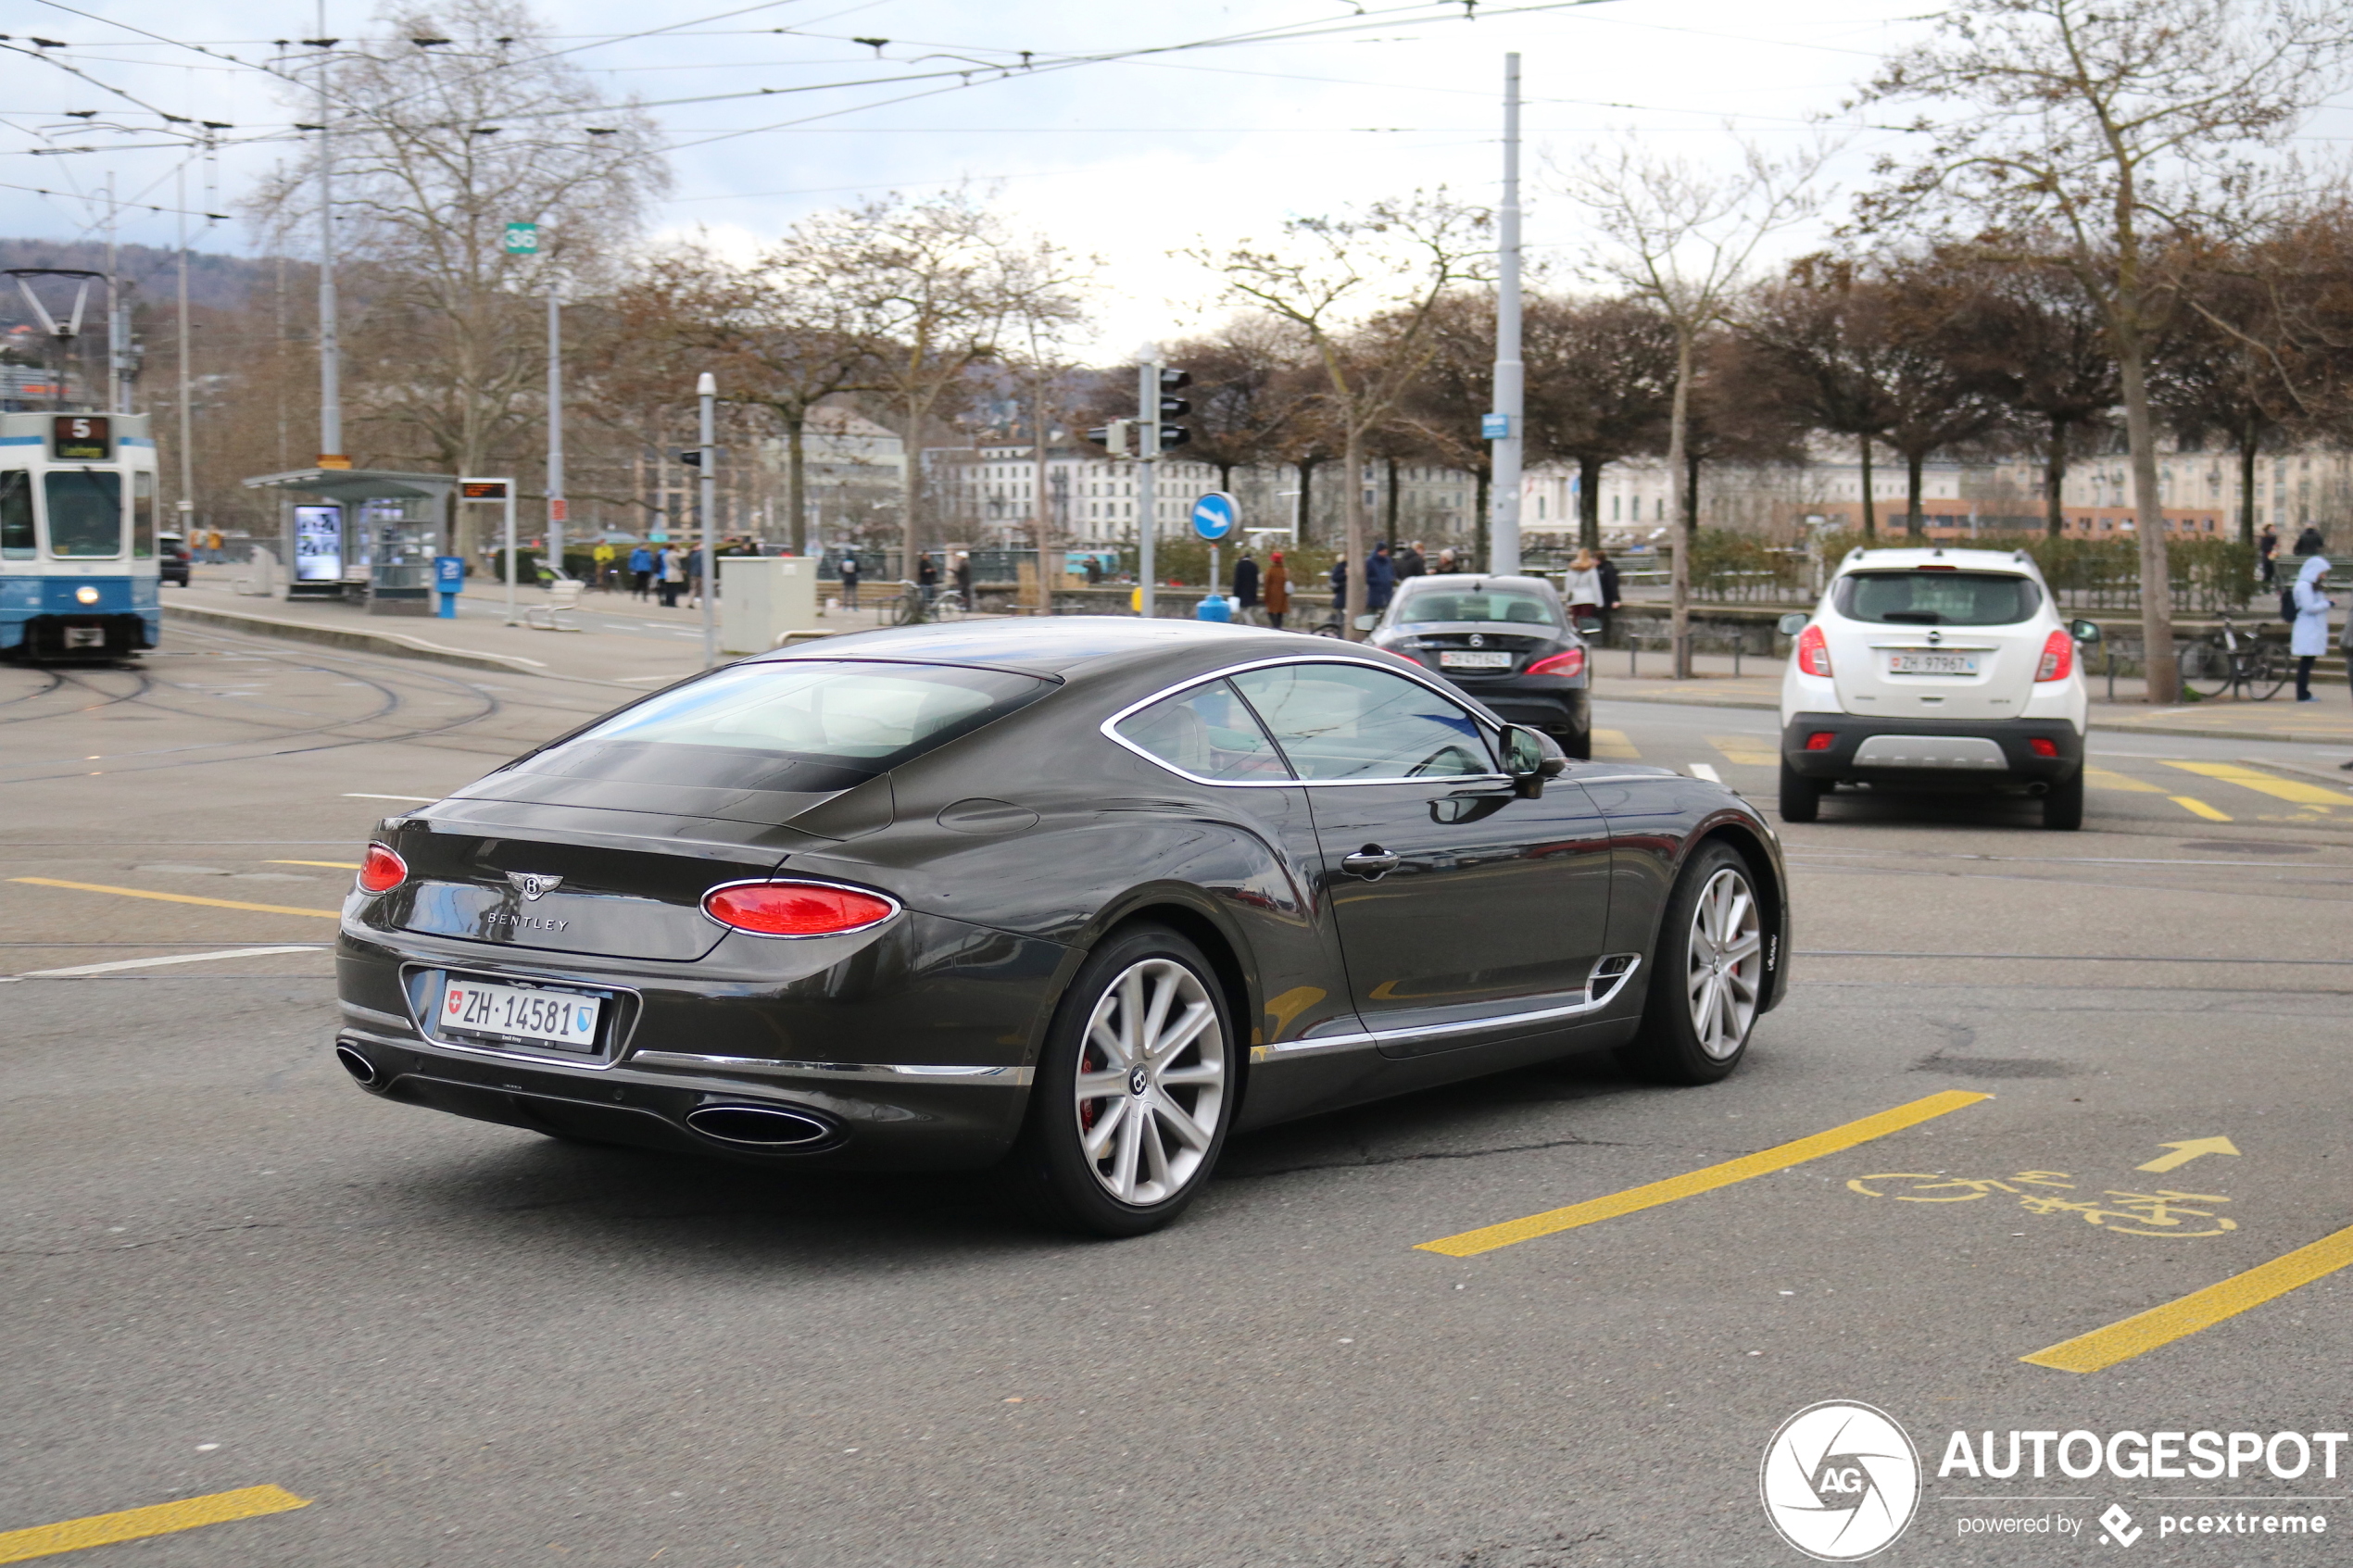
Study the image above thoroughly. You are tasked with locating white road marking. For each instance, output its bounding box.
[1689,762,1723,784]
[9,946,326,980]
[342,793,438,803]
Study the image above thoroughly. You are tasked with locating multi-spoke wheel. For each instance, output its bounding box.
[1008,925,1234,1236]
[1620,842,1770,1085]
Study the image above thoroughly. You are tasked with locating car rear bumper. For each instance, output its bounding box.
[1443,678,1589,738]
[1780,711,2083,784]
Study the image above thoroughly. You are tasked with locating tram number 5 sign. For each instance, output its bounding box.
[52,415,111,460]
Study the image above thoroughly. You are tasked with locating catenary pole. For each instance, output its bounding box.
[175,157,194,517]
[1137,359,1158,619]
[546,291,564,577]
[698,371,718,668]
[1488,51,1524,577]
[315,7,344,466]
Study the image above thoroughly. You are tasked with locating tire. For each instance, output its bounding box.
[2042,769,2083,831]
[1005,924,1236,1237]
[1619,842,1767,1085]
[2245,648,2288,701]
[2178,639,2230,698]
[1778,759,1821,823]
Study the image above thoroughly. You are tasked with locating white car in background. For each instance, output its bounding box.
[1776,546,2101,831]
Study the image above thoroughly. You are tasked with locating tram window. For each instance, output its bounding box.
[44,470,122,558]
[0,471,30,559]
[132,470,156,558]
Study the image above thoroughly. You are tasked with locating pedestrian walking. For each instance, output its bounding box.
[592,542,615,589]
[658,545,685,608]
[2259,522,2280,585]
[838,551,861,608]
[628,544,653,599]
[951,552,973,605]
[1364,542,1396,615]
[2290,553,2332,701]
[917,553,939,605]
[1264,550,1290,631]
[1232,551,1261,624]
[1563,547,1604,625]
[1395,540,1427,581]
[2294,524,2325,558]
[1594,547,1622,642]
[685,545,707,608]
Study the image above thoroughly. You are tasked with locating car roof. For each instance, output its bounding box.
[1396,573,1559,596]
[750,615,1420,683]
[1836,546,2042,580]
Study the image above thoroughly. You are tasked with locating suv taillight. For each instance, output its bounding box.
[357,843,408,894]
[1796,624,1832,678]
[2035,628,2073,682]
[702,881,899,937]
[1528,648,1585,679]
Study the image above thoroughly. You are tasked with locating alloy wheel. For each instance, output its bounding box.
[1685,866,1762,1060]
[1073,958,1227,1205]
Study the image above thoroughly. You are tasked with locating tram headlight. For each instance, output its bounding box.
[74,585,99,605]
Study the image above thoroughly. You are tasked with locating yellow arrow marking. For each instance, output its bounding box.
[2136,1135,2241,1173]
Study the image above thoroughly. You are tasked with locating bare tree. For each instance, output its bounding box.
[1165,317,1314,496]
[1961,259,2120,538]
[1523,294,1678,551]
[1856,0,2353,699]
[1557,138,1830,675]
[1192,191,1491,635]
[1739,258,1906,541]
[1872,256,2018,537]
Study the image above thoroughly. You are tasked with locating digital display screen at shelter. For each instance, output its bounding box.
[293,505,344,583]
[51,415,110,460]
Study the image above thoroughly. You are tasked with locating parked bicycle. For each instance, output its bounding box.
[2177,609,2287,700]
[889,582,968,627]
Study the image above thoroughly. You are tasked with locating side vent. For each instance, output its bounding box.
[1587,954,1642,1007]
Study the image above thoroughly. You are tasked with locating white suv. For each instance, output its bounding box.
[1777,546,2100,830]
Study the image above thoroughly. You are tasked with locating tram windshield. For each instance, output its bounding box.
[46,470,122,558]
[0,471,30,559]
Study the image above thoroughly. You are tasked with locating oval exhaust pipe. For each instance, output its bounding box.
[334,1044,382,1087]
[685,1103,837,1148]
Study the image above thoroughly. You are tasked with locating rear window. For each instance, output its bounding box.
[519,659,1051,791]
[1392,586,1561,627]
[1834,571,2041,626]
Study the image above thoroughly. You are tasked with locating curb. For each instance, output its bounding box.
[163,603,561,680]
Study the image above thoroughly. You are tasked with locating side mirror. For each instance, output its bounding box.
[2070,618,2102,645]
[1500,723,1564,797]
[1572,612,1603,636]
[1777,612,1809,637]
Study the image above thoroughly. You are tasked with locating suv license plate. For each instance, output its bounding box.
[1888,653,1977,675]
[441,978,600,1052]
[1440,651,1514,670]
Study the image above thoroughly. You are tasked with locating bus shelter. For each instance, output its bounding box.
[241,468,459,616]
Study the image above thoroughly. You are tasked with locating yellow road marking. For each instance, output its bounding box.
[2138,1135,2240,1173]
[266,859,361,870]
[2162,759,2351,807]
[2169,796,2231,822]
[1415,1089,1993,1257]
[2023,1223,2353,1374]
[2082,766,2165,795]
[0,1485,309,1563]
[7,878,339,920]
[1589,728,1641,759]
[1709,734,1780,766]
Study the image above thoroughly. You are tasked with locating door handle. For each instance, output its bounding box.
[1340,845,1402,880]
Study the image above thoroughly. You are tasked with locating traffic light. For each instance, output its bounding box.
[1084,419,1132,456]
[675,449,701,467]
[1153,368,1191,452]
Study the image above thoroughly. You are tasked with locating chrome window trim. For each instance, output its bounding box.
[1100,653,1510,790]
[1264,955,1642,1056]
[629,1050,1032,1086]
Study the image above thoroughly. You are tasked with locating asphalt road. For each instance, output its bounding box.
[6,630,2351,1567]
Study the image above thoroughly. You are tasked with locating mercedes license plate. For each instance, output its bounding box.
[441,978,600,1052]
[1440,650,1513,670]
[1887,652,1977,675]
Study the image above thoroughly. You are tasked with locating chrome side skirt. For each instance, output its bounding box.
[1265,954,1643,1058]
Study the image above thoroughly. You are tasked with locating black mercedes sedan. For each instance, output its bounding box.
[1365,574,1593,757]
[333,619,1788,1236]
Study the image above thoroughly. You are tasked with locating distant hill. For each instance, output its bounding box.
[0,239,280,325]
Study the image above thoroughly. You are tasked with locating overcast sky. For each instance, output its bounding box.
[6,0,2350,355]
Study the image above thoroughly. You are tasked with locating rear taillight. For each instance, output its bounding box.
[357,843,408,894]
[1805,732,1836,752]
[1528,648,1585,679]
[2028,737,2058,758]
[702,880,899,937]
[2035,628,2073,682]
[1796,624,1832,678]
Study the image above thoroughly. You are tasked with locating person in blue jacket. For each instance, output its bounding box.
[1364,541,1397,613]
[627,544,654,600]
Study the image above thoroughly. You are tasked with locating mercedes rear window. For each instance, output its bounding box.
[517,659,1052,791]
[1834,571,2041,626]
[1392,587,1561,627]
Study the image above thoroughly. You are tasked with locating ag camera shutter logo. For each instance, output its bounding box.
[1760,1400,1921,1561]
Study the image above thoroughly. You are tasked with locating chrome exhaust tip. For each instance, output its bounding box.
[334,1043,382,1087]
[684,1103,837,1148]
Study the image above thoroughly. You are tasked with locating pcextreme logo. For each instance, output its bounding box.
[1761,1400,1923,1562]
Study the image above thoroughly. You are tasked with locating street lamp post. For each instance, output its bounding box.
[1489,51,1525,576]
[698,371,717,668]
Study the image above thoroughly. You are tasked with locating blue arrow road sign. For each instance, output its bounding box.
[1190,491,1238,541]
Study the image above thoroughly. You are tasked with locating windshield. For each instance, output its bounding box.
[1834,571,2041,626]
[45,470,121,558]
[518,659,1051,792]
[1391,586,1562,628]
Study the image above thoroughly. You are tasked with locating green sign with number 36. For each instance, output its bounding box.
[503,221,539,256]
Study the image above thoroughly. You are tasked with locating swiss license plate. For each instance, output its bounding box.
[441,977,600,1052]
[1440,650,1513,670]
[1888,652,1977,675]
[63,627,105,649]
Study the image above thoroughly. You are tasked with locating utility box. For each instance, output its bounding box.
[721,556,819,653]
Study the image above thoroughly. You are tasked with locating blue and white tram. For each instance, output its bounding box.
[0,410,161,660]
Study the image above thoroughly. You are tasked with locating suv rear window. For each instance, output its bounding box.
[1834,571,2041,626]
[518,659,1051,792]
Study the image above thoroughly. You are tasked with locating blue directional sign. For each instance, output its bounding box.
[1190,491,1239,541]
[1481,413,1510,440]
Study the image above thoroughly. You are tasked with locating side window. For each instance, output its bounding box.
[1232,662,1495,781]
[1115,678,1293,782]
[0,471,30,559]
[132,470,156,558]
